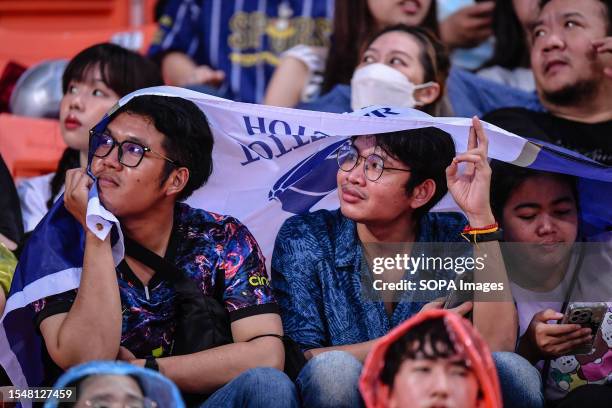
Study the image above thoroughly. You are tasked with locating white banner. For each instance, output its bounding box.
[117,86,606,270]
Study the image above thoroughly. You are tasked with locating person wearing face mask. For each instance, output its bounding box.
[264,0,440,108]
[17,43,163,235]
[350,65,436,111]
[296,24,453,116]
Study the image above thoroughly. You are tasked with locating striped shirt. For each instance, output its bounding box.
[149,0,334,103]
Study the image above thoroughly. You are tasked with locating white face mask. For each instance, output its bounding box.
[350,63,436,111]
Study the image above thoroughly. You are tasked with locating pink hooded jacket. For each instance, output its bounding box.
[359,309,502,408]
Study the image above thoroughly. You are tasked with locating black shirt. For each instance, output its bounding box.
[484,108,612,166]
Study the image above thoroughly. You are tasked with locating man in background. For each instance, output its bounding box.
[484,0,612,165]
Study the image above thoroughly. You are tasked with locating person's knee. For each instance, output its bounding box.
[235,367,298,406]
[494,351,541,382]
[299,350,363,385]
[297,351,363,408]
[493,352,544,408]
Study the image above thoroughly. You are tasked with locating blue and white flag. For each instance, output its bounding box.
[0,189,123,407]
[2,86,610,402]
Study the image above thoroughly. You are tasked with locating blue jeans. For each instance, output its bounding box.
[201,367,299,408]
[493,351,545,408]
[295,350,544,408]
[296,351,364,408]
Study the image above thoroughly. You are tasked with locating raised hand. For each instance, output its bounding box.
[439,1,494,49]
[592,37,612,78]
[446,116,495,228]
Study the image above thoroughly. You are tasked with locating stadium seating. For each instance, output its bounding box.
[0,0,158,67]
[0,23,158,67]
[0,113,66,179]
[0,0,156,31]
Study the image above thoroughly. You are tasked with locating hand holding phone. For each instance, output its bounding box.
[520,306,600,363]
[443,271,474,310]
[560,302,607,355]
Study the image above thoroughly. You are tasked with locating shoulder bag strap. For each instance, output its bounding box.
[124,236,226,302]
[541,244,586,387]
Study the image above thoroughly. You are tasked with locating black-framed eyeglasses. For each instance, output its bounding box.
[90,130,179,168]
[336,143,411,182]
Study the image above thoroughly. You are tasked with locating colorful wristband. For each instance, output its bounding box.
[461,228,504,244]
[462,222,499,234]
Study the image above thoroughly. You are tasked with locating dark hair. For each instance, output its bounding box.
[380,319,458,388]
[371,126,455,219]
[61,43,163,97]
[321,0,438,94]
[490,160,579,225]
[48,148,81,209]
[363,24,450,115]
[481,1,530,70]
[48,43,164,208]
[539,0,612,34]
[110,95,214,201]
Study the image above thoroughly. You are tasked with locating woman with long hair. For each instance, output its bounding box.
[296,24,451,116]
[477,0,538,91]
[264,0,438,108]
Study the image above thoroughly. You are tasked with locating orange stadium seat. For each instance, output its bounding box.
[0,0,159,66]
[0,1,160,178]
[0,0,156,31]
[0,113,66,179]
[0,23,158,67]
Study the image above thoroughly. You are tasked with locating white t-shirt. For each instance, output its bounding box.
[17,173,63,232]
[281,44,329,102]
[512,239,612,400]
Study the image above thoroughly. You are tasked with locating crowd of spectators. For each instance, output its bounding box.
[0,0,610,407]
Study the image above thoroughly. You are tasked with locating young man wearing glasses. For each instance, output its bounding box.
[272,121,541,408]
[32,95,298,407]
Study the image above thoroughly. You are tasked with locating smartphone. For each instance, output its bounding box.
[561,302,607,355]
[443,272,473,320]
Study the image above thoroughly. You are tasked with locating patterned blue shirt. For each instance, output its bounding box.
[271,209,468,350]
